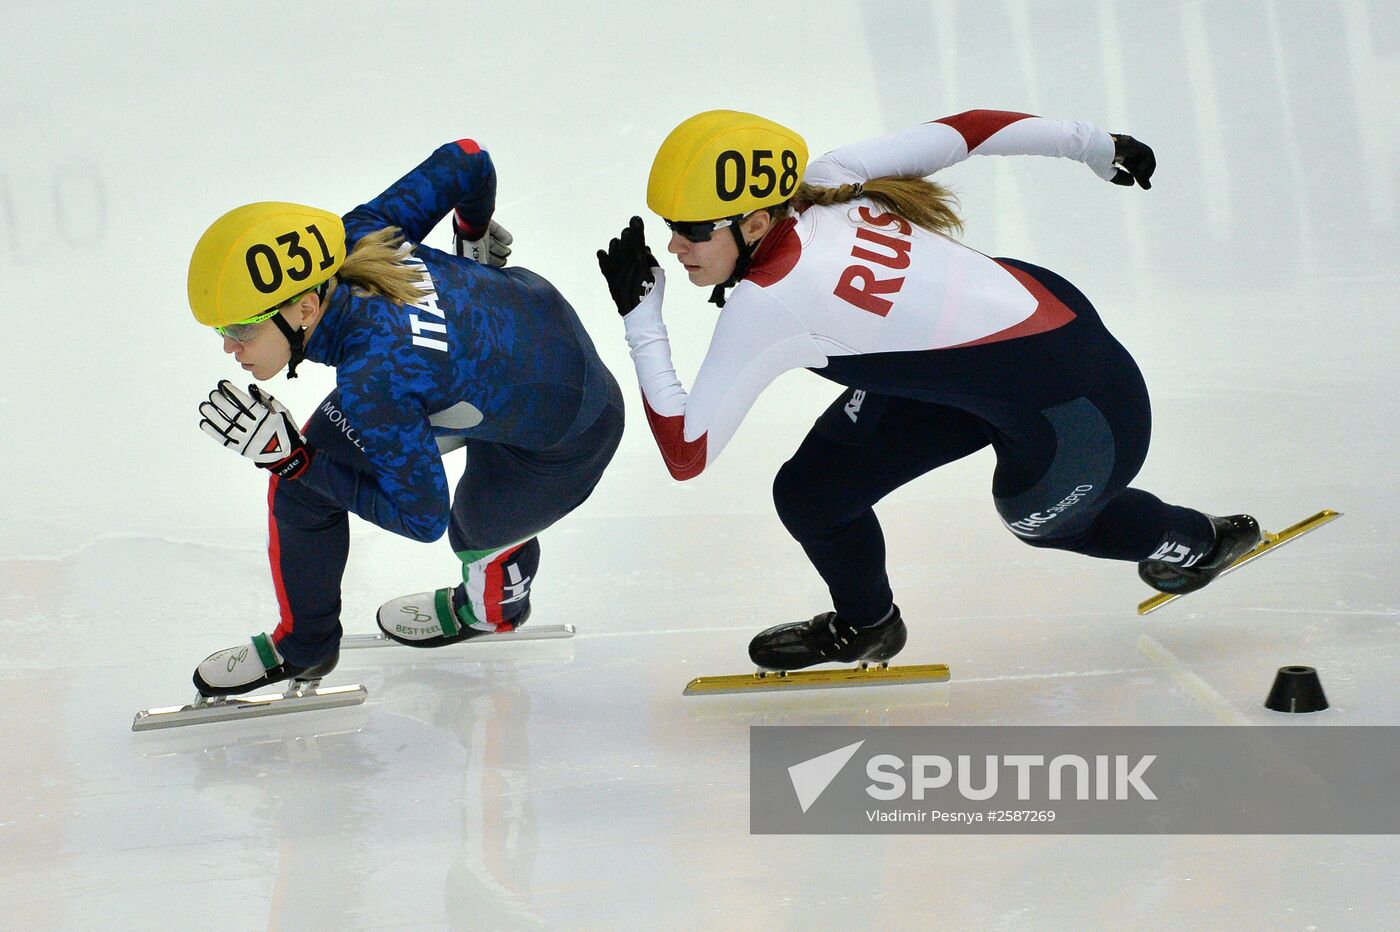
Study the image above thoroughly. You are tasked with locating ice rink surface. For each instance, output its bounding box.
[3,1,1398,928]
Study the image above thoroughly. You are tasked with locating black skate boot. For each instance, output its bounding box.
[192,633,340,697]
[748,606,908,672]
[1138,514,1262,595]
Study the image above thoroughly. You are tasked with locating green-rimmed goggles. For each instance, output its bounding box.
[214,307,281,343]
[213,287,318,342]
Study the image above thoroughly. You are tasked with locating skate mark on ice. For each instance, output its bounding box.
[1137,634,1247,725]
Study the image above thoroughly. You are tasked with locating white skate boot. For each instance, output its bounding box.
[192,633,339,697]
[376,588,531,648]
[347,587,585,652]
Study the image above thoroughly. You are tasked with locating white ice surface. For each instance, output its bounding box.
[2,1,1398,928]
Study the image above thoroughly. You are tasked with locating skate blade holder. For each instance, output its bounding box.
[1137,509,1342,615]
[132,678,368,731]
[339,625,575,649]
[682,662,950,696]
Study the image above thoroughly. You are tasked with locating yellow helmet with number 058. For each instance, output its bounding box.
[647,110,808,222]
[188,202,346,327]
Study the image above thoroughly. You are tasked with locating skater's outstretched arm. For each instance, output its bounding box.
[343,139,498,246]
[805,111,1151,188]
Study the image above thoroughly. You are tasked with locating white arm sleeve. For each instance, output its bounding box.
[623,272,826,478]
[805,110,1117,186]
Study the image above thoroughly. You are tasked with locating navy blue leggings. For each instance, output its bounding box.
[773,267,1213,625]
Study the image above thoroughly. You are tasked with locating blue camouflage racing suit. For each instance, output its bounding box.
[268,139,623,665]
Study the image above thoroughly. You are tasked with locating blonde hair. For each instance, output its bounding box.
[329,226,429,305]
[794,176,963,238]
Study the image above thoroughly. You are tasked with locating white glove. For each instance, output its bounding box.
[454,217,513,267]
[199,381,315,479]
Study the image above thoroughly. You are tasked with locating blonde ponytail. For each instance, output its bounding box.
[332,226,429,305]
[795,176,963,238]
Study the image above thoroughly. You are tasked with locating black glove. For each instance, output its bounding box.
[597,216,658,317]
[1109,134,1155,189]
[199,381,316,479]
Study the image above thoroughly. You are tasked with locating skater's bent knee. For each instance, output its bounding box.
[271,479,346,528]
[772,461,841,535]
[993,489,1101,551]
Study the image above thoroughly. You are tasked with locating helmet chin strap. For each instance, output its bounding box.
[708,222,757,308]
[269,281,328,379]
[270,313,306,379]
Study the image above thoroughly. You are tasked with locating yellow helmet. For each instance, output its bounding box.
[188,202,346,327]
[647,110,808,221]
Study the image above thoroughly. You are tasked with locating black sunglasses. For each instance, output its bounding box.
[663,215,745,243]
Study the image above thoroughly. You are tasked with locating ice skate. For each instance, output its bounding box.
[192,633,339,697]
[360,589,571,650]
[1139,514,1262,596]
[1137,509,1342,614]
[133,634,365,731]
[684,606,948,696]
[749,605,908,672]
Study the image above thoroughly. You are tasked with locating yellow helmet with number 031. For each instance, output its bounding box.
[188,202,346,328]
[647,110,808,222]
